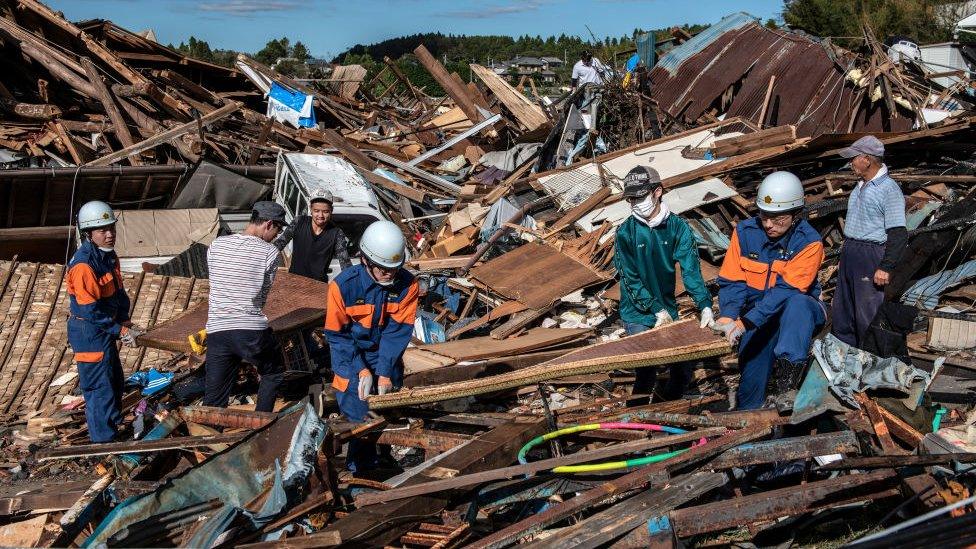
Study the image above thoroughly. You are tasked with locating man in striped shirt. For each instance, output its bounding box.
[831,136,907,348]
[204,201,287,412]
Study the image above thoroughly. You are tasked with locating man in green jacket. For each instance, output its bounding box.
[614,166,715,400]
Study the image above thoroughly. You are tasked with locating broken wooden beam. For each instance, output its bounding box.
[818,453,976,470]
[80,57,142,166]
[669,469,899,537]
[354,427,726,506]
[467,424,770,549]
[414,44,483,124]
[711,125,797,158]
[36,433,247,461]
[85,101,240,166]
[523,472,728,548]
[369,320,730,410]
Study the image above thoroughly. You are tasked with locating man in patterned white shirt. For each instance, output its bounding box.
[204,201,286,412]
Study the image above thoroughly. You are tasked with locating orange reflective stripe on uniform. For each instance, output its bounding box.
[324,281,350,331]
[331,374,349,392]
[718,229,746,283]
[75,351,104,362]
[345,304,375,328]
[739,257,772,291]
[97,271,117,298]
[776,241,824,292]
[385,280,419,324]
[67,263,103,305]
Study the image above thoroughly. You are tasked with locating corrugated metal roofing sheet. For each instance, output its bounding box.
[656,12,758,74]
[650,19,915,137]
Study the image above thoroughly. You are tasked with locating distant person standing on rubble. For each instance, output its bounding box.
[713,172,826,410]
[67,201,144,443]
[324,220,418,474]
[831,135,907,348]
[571,50,607,90]
[204,201,287,413]
[273,188,352,283]
[614,166,715,401]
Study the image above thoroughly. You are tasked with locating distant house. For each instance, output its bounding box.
[510,56,545,72]
[540,56,563,67]
[539,70,557,84]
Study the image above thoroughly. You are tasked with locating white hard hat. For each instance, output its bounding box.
[360,220,406,269]
[78,200,117,230]
[755,171,804,213]
[309,188,334,205]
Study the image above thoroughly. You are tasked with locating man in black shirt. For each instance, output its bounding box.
[274,188,352,282]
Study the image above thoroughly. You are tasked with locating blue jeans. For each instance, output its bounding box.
[736,294,825,410]
[624,322,692,400]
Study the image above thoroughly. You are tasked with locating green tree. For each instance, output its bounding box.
[782,0,952,44]
[256,37,290,65]
[292,41,311,61]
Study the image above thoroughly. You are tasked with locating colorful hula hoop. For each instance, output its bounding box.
[517,422,708,474]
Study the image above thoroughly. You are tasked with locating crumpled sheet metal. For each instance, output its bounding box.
[902,259,976,310]
[83,403,327,547]
[811,333,931,409]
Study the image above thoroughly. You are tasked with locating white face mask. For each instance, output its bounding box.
[631,195,657,219]
[98,246,115,252]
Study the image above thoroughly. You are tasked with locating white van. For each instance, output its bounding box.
[272,152,388,277]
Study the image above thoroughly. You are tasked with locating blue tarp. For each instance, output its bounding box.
[268,82,316,128]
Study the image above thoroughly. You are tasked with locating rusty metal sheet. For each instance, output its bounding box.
[141,270,328,353]
[650,22,914,137]
[469,242,610,309]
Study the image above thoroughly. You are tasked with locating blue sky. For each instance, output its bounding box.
[49,0,783,59]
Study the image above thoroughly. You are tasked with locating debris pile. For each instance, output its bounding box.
[3,4,976,547]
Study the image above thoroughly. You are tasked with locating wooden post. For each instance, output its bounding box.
[80,57,141,165]
[757,75,776,127]
[414,44,483,123]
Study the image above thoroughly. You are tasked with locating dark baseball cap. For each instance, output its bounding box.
[622,166,662,199]
[252,201,289,226]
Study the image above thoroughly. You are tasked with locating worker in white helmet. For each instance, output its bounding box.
[324,220,418,474]
[713,172,826,410]
[66,201,144,442]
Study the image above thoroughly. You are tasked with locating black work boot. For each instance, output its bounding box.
[765,357,809,412]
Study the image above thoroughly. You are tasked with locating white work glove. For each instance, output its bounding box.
[377,376,393,395]
[653,309,673,328]
[357,370,373,401]
[713,317,745,346]
[119,325,144,348]
[699,307,715,329]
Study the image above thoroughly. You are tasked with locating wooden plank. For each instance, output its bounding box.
[855,393,905,455]
[36,433,247,460]
[467,425,770,549]
[312,417,547,547]
[354,428,726,506]
[711,125,796,158]
[369,320,730,410]
[317,128,377,170]
[85,102,240,166]
[470,64,548,131]
[525,472,727,548]
[352,166,426,203]
[414,45,482,124]
[80,57,141,166]
[418,327,590,361]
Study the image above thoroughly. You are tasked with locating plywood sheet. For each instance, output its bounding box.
[142,270,329,353]
[470,242,610,309]
[416,327,592,362]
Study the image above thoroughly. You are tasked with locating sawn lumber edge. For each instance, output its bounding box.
[368,338,732,409]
